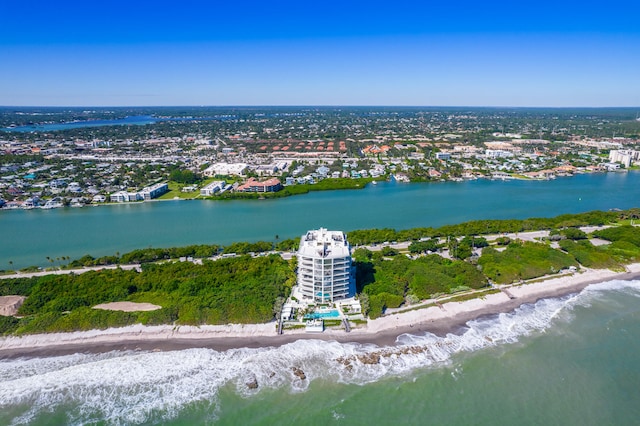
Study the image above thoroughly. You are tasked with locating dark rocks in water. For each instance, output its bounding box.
[292,367,306,380]
[246,376,258,390]
[357,352,381,365]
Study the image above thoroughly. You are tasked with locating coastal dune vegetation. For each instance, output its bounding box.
[3,209,640,334]
[1,255,295,335]
[346,209,630,246]
[354,251,487,318]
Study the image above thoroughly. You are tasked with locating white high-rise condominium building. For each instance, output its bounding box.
[297,228,355,303]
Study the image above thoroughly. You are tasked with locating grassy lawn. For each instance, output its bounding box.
[158,181,203,200]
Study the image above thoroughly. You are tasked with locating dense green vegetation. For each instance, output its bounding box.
[347,210,619,245]
[215,178,374,200]
[557,240,622,269]
[593,225,640,246]
[354,249,486,318]
[66,239,297,269]
[8,209,640,334]
[478,241,578,284]
[1,255,295,335]
[275,238,300,252]
[169,167,201,184]
[223,241,273,254]
[556,227,588,240]
[448,235,489,260]
[408,239,441,254]
[67,244,222,267]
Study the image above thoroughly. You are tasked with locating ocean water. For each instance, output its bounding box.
[2,279,640,425]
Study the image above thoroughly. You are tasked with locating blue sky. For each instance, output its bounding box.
[1,0,639,107]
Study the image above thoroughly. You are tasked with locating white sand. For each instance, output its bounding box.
[362,292,513,334]
[93,302,161,312]
[0,296,26,316]
[1,264,639,352]
[0,323,278,351]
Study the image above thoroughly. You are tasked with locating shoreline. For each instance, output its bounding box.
[2,265,640,359]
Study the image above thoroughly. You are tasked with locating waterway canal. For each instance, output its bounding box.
[1,171,637,269]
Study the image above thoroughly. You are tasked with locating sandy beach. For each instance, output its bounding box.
[2,264,640,359]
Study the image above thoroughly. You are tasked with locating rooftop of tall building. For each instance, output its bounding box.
[298,228,350,259]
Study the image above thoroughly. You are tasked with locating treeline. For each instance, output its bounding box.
[354,248,486,318]
[169,167,201,184]
[8,209,640,332]
[61,209,635,270]
[68,244,222,267]
[478,242,578,284]
[1,255,295,335]
[66,239,302,269]
[347,210,625,246]
[355,215,640,316]
[466,225,640,285]
[213,178,374,200]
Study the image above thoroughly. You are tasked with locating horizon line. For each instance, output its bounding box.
[2,105,640,109]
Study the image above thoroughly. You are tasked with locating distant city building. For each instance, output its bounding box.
[362,144,391,154]
[254,165,279,176]
[316,165,330,176]
[236,177,282,193]
[110,182,167,202]
[110,191,140,202]
[139,182,168,200]
[435,152,451,161]
[203,162,248,177]
[297,228,355,303]
[200,180,226,196]
[609,150,640,168]
[253,161,289,176]
[485,149,514,159]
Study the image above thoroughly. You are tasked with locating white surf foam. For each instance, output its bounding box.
[2,278,639,425]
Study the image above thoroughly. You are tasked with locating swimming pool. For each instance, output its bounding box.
[304,309,341,319]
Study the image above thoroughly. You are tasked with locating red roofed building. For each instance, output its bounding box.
[236,177,282,193]
[362,144,391,154]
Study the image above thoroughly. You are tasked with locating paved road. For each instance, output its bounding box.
[0,264,141,280]
[0,225,613,280]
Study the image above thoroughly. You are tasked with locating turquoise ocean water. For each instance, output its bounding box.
[1,279,640,425]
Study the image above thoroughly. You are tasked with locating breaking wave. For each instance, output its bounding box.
[2,279,640,425]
